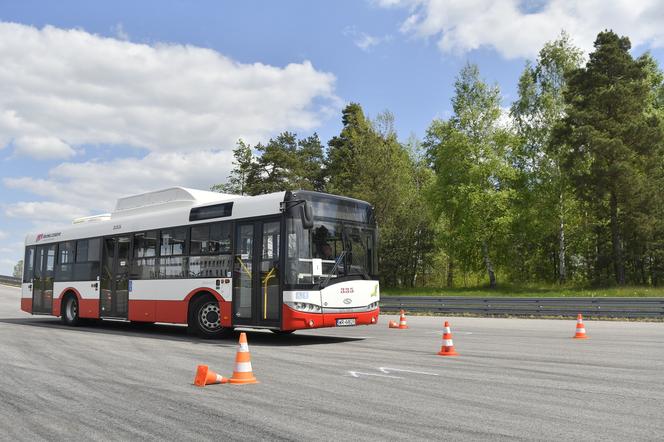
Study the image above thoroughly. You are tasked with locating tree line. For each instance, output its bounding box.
[213,30,664,289]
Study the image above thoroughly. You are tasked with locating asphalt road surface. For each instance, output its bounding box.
[1,284,663,441]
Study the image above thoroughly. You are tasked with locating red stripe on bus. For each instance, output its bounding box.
[80,299,100,319]
[20,297,32,313]
[126,298,231,325]
[48,286,227,324]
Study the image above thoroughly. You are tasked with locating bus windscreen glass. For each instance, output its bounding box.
[285,194,377,286]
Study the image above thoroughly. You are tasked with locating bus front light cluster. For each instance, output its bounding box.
[367,301,379,310]
[287,302,322,313]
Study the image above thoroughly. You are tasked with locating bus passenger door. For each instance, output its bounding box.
[32,244,56,314]
[233,219,281,328]
[258,220,281,326]
[100,236,130,318]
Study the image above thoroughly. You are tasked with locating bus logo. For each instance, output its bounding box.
[343,298,352,304]
[35,232,61,242]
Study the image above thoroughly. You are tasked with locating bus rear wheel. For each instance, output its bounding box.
[189,296,229,339]
[61,295,80,326]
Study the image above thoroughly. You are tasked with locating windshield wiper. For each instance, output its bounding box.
[319,250,347,289]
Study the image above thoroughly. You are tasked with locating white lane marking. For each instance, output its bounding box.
[378,367,439,376]
[348,371,402,379]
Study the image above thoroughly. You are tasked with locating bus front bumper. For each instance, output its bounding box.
[282,305,380,331]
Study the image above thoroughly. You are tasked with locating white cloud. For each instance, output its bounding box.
[0,230,7,240]
[5,201,88,223]
[13,135,76,159]
[378,0,664,59]
[3,148,235,220]
[356,34,390,51]
[0,22,338,159]
[343,26,392,52]
[0,241,26,254]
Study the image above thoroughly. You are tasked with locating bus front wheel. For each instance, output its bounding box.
[189,296,229,339]
[61,295,80,326]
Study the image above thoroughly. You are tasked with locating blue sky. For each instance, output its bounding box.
[1,0,664,274]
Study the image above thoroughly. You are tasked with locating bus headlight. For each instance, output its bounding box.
[286,302,321,313]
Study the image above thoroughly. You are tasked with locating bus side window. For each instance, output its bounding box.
[73,238,101,281]
[159,227,187,278]
[211,222,231,254]
[55,241,76,281]
[189,222,232,278]
[132,231,158,280]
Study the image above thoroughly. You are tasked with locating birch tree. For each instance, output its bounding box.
[426,64,516,288]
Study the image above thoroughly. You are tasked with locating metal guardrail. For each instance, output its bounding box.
[0,275,21,286]
[380,296,664,318]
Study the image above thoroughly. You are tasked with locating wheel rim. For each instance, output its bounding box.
[66,299,77,321]
[198,302,221,332]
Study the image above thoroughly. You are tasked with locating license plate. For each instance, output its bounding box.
[336,318,356,327]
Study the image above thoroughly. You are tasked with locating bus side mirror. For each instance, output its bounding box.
[301,202,314,230]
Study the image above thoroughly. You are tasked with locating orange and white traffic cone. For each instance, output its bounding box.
[388,320,399,328]
[573,313,588,339]
[229,332,259,384]
[398,310,409,329]
[193,365,229,387]
[437,321,459,356]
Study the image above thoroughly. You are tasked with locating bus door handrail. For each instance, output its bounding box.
[262,267,276,319]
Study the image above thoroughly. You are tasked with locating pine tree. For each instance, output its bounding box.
[213,132,327,196]
[295,133,326,191]
[211,140,253,195]
[557,30,664,285]
[247,132,300,194]
[326,103,374,196]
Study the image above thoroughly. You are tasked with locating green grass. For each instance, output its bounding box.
[381,284,664,297]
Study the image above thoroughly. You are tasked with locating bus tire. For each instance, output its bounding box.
[61,295,80,326]
[188,296,228,339]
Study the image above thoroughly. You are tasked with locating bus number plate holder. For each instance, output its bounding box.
[336,318,356,327]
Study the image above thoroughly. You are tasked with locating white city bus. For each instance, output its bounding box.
[20,187,380,337]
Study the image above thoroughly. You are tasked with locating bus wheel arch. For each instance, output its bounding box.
[60,291,80,326]
[187,291,229,338]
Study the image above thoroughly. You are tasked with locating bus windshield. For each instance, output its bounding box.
[285,192,377,287]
